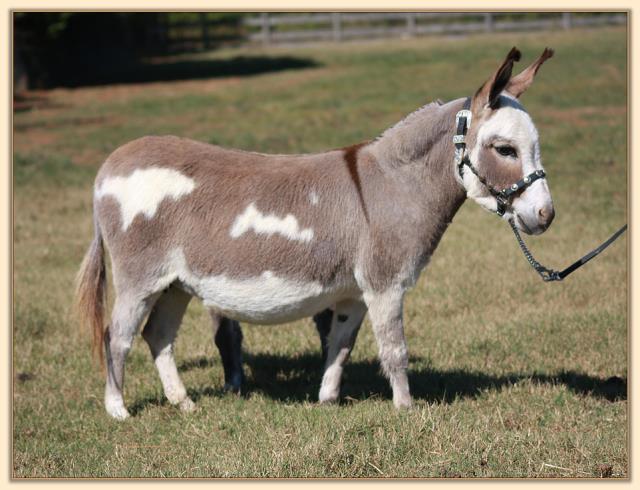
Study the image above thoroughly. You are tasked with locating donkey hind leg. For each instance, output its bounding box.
[318,300,367,404]
[141,286,195,412]
[104,292,159,420]
[209,311,244,393]
[313,308,334,365]
[364,288,412,409]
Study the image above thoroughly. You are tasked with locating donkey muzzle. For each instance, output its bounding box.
[536,203,555,232]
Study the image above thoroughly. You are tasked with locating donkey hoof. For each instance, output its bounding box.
[393,396,413,410]
[223,382,241,394]
[223,371,243,394]
[179,398,196,413]
[107,404,130,420]
[318,397,339,405]
[318,387,339,404]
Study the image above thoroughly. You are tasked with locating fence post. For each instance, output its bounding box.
[261,12,271,45]
[484,12,494,32]
[200,13,209,50]
[562,12,572,30]
[332,12,342,41]
[406,12,416,37]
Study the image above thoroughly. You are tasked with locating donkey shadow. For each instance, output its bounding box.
[167,351,626,408]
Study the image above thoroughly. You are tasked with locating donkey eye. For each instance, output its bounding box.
[495,145,518,158]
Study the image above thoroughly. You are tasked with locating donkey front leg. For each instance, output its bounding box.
[104,292,158,420]
[318,300,367,404]
[209,311,244,393]
[141,286,195,413]
[364,288,412,409]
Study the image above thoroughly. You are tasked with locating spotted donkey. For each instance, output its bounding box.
[76,47,555,419]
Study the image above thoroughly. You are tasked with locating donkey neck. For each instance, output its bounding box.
[367,97,468,224]
[370,97,466,168]
[340,98,470,292]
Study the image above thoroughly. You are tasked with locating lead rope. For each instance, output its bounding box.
[509,219,627,282]
[508,219,561,281]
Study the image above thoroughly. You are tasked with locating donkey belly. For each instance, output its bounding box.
[185,273,350,324]
[163,248,355,324]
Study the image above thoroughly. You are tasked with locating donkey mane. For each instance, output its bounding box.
[374,99,446,142]
[370,98,463,169]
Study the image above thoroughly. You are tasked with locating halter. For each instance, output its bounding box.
[453,97,545,216]
[452,97,627,282]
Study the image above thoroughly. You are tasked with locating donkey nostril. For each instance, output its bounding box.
[538,206,555,227]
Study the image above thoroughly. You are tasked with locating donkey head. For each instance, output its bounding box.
[461,47,555,235]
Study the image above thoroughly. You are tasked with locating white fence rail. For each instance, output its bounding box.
[243,12,626,45]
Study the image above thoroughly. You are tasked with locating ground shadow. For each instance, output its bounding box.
[14,55,319,114]
[13,93,66,113]
[128,393,169,417]
[170,351,626,407]
[46,55,320,89]
[128,385,231,417]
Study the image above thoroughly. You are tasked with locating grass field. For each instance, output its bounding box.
[12,27,627,478]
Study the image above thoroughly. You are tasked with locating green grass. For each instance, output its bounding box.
[13,27,627,478]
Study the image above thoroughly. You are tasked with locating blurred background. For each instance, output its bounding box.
[14,12,625,91]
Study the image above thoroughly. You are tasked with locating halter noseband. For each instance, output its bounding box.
[453,97,546,216]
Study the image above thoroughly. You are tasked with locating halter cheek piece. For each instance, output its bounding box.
[453,97,545,216]
[452,97,626,282]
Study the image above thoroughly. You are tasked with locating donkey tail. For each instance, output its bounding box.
[75,215,107,367]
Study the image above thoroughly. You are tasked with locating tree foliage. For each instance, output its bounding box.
[14,12,247,89]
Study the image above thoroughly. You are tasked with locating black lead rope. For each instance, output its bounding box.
[453,97,627,282]
[509,220,627,282]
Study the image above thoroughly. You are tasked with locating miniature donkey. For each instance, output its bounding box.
[76,47,555,419]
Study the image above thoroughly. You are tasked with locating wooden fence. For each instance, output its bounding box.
[242,12,627,45]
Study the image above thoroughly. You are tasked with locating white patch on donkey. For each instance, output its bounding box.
[154,249,329,324]
[96,167,195,231]
[309,190,319,205]
[230,202,314,243]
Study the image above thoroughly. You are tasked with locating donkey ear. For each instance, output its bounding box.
[472,47,521,113]
[505,48,554,98]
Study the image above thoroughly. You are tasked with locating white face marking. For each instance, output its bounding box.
[230,202,314,243]
[466,96,553,233]
[153,249,344,324]
[309,190,319,206]
[96,168,195,231]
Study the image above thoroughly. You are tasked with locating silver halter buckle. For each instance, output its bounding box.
[453,109,472,163]
[453,109,472,142]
